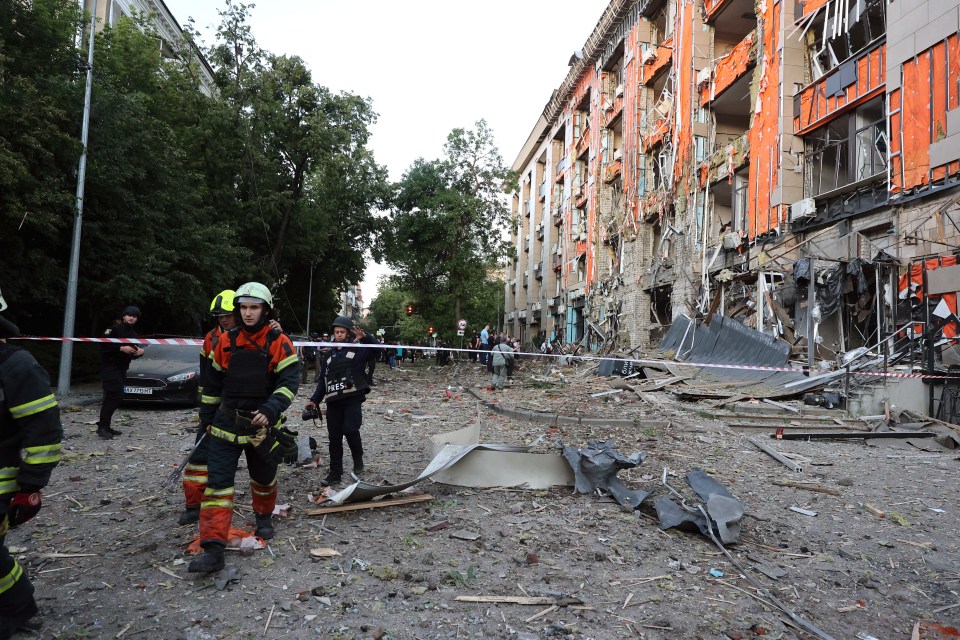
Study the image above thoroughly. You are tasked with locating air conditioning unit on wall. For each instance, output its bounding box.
[697,68,712,85]
[789,197,816,222]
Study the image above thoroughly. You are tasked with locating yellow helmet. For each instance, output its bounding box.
[209,289,236,316]
[234,282,273,308]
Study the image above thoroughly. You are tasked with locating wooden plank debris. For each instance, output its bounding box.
[864,503,886,518]
[773,480,842,496]
[306,493,433,515]
[454,595,583,606]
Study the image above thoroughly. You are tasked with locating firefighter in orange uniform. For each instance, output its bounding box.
[177,290,236,526]
[189,283,299,573]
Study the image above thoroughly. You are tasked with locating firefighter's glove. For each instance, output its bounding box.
[276,426,300,465]
[252,427,285,465]
[8,491,42,528]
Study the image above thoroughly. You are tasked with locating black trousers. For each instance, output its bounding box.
[0,532,35,620]
[325,398,363,475]
[187,423,209,464]
[98,364,126,428]
[205,427,278,493]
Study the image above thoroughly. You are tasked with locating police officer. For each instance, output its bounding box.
[0,290,62,637]
[177,290,236,526]
[97,306,143,439]
[189,283,299,573]
[305,316,377,487]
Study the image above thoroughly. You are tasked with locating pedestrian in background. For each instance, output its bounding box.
[300,334,320,385]
[468,331,479,363]
[479,325,490,365]
[97,306,143,439]
[490,338,514,390]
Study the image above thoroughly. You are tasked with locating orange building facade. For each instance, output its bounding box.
[506,0,960,376]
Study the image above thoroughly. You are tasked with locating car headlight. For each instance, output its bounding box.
[167,371,197,383]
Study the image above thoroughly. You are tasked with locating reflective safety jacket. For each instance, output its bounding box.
[0,345,63,502]
[198,325,225,402]
[199,324,299,429]
[311,332,377,405]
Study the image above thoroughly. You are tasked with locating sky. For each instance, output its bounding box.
[162,0,610,306]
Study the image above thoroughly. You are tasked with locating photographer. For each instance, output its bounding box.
[304,316,377,487]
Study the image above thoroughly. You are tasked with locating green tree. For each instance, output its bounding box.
[202,1,389,332]
[0,0,83,315]
[382,120,516,332]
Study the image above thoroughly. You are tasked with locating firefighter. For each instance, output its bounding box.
[305,316,377,487]
[96,305,143,439]
[177,290,236,526]
[0,290,62,637]
[188,283,299,573]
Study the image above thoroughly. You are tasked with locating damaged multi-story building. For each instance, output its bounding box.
[506,0,960,420]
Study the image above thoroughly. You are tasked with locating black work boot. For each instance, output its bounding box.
[96,425,114,440]
[353,457,364,474]
[320,471,341,487]
[106,425,122,436]
[254,514,275,540]
[0,598,39,640]
[177,506,200,525]
[188,541,225,573]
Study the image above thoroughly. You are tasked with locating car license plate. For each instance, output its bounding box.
[124,386,153,395]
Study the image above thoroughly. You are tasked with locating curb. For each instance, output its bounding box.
[461,384,639,427]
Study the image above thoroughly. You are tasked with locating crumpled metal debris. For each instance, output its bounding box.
[655,469,743,544]
[561,440,649,509]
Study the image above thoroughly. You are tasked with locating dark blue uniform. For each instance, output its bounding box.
[311,332,377,479]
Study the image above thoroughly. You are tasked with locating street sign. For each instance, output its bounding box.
[457,319,467,330]
[457,329,465,336]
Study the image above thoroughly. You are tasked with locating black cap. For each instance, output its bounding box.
[122,305,141,318]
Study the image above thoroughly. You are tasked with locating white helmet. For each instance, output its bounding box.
[234,282,273,308]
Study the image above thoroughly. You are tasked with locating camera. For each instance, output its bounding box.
[301,405,320,421]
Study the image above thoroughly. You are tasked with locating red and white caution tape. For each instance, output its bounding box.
[12,335,959,381]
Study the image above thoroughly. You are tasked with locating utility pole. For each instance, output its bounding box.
[58,0,97,397]
[305,262,314,336]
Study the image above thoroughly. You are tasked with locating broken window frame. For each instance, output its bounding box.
[733,171,749,234]
[804,0,885,81]
[803,97,887,199]
[650,1,674,46]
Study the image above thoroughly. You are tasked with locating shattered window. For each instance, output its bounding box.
[651,2,674,45]
[803,97,886,197]
[733,172,749,233]
[804,0,885,80]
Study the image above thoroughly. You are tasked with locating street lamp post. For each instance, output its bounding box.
[57,0,97,397]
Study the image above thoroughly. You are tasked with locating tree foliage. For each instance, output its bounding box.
[0,0,387,341]
[378,120,516,335]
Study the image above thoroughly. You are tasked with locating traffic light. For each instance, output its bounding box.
[428,326,434,336]
[406,305,413,316]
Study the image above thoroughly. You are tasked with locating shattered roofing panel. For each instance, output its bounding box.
[658,314,823,398]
